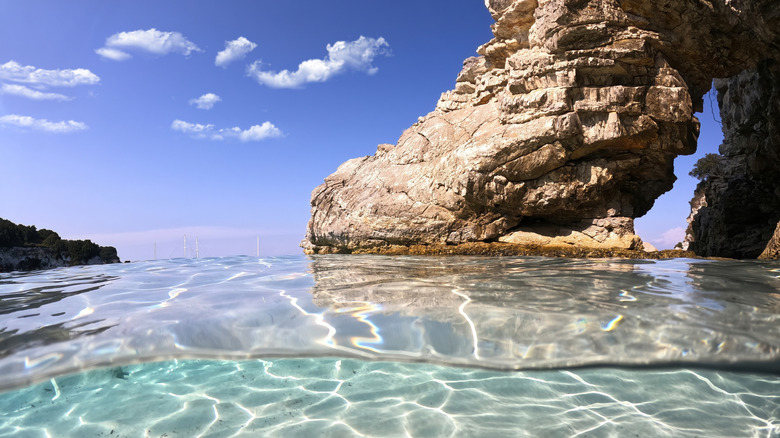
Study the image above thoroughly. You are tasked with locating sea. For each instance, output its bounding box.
[0,255,778,437]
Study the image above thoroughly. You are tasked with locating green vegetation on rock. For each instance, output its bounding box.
[689,153,723,181]
[0,218,120,271]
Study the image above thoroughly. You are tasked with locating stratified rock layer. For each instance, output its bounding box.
[685,61,780,259]
[303,0,780,255]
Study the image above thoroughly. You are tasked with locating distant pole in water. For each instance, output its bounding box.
[257,236,260,257]
[196,236,199,259]
[154,242,157,260]
[184,234,187,258]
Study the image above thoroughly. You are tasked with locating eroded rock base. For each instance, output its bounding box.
[305,241,694,259]
[498,217,642,250]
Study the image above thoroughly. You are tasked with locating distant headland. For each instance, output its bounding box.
[0,218,120,272]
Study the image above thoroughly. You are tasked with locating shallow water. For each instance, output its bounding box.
[1,255,779,436]
[1,358,778,437]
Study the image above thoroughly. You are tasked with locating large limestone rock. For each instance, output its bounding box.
[303,0,780,254]
[685,61,780,259]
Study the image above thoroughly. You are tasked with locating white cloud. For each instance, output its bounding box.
[96,28,201,61]
[189,93,221,110]
[239,122,282,141]
[0,114,87,133]
[0,61,100,87]
[246,36,389,88]
[647,226,686,249]
[215,37,257,68]
[171,119,282,142]
[171,119,214,135]
[94,47,132,62]
[1,83,72,101]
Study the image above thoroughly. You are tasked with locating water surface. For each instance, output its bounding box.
[0,255,778,436]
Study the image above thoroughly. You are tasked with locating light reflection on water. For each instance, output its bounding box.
[0,255,778,435]
[0,255,779,390]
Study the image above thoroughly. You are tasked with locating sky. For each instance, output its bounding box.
[0,0,722,261]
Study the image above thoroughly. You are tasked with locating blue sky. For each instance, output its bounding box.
[0,1,720,260]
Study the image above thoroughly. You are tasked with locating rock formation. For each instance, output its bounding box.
[303,0,780,255]
[0,246,71,272]
[0,218,121,272]
[0,246,120,272]
[684,61,780,259]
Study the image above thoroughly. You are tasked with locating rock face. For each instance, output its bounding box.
[0,246,120,272]
[0,247,74,272]
[0,218,121,272]
[303,0,780,255]
[685,61,780,259]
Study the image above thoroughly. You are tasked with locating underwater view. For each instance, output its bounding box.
[0,255,779,437]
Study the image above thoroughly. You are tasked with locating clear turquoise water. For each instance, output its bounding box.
[0,255,779,437]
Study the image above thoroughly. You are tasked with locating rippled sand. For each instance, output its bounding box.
[1,358,777,437]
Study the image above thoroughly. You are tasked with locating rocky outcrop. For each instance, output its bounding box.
[685,61,780,259]
[0,218,121,272]
[0,246,120,273]
[303,0,780,255]
[0,247,73,272]
[0,246,120,272]
[680,184,706,252]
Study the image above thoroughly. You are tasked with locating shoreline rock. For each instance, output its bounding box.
[0,218,121,273]
[0,246,68,272]
[307,241,696,259]
[0,246,121,273]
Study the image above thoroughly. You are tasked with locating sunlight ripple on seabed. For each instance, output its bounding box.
[0,358,777,438]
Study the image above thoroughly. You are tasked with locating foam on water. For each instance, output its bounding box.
[1,255,779,436]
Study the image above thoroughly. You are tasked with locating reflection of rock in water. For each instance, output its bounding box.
[686,260,780,322]
[0,273,118,360]
[0,321,114,360]
[110,366,128,380]
[0,273,117,316]
[309,255,642,311]
[306,256,780,368]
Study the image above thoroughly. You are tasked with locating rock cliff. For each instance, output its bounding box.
[684,61,780,259]
[303,0,780,255]
[0,246,121,273]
